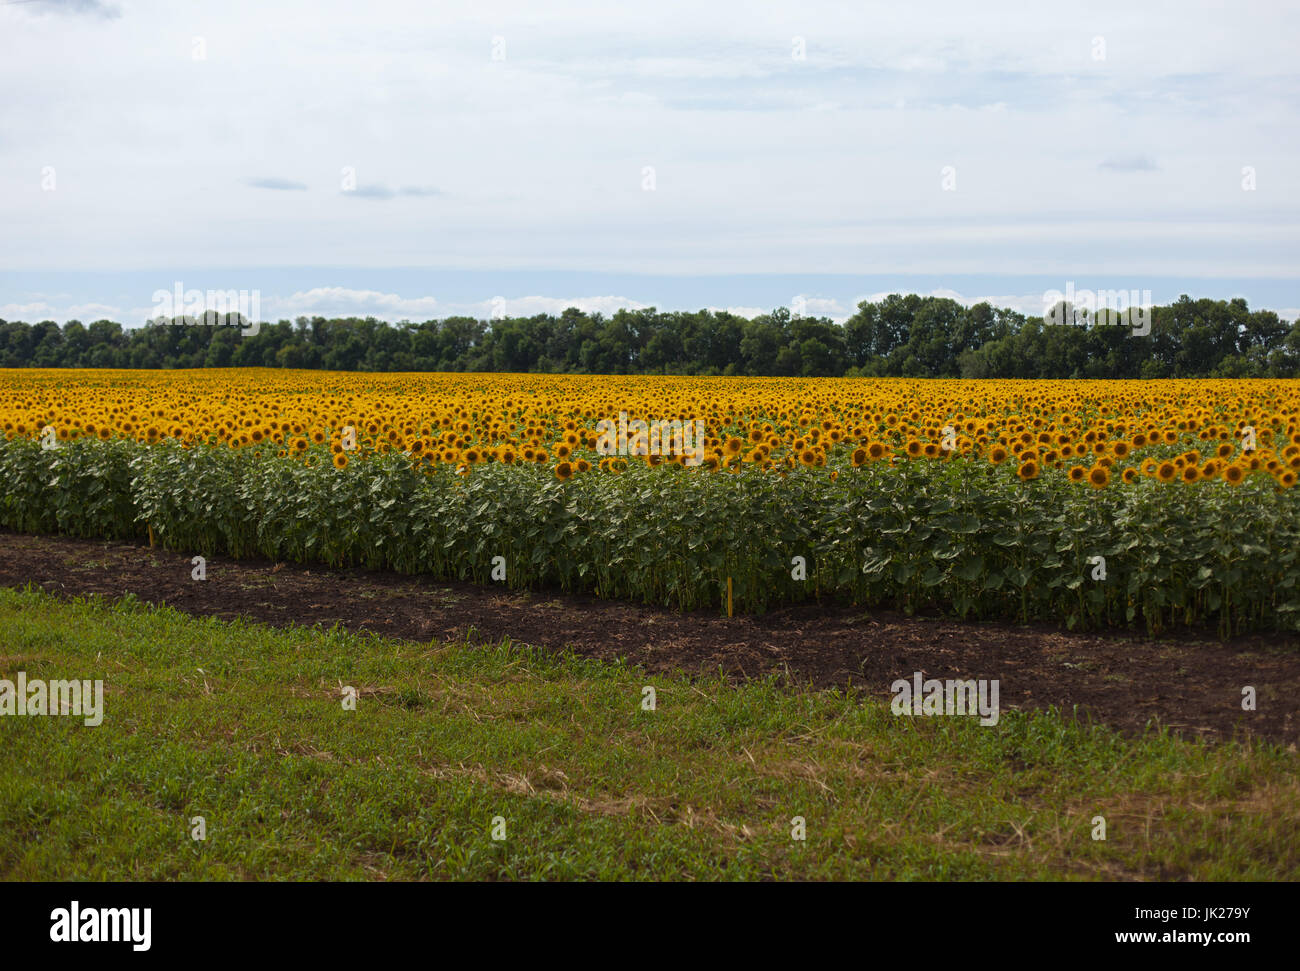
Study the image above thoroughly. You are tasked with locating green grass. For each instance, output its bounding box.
[0,585,1296,880]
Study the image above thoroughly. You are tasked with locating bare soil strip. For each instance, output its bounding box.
[2,530,1296,745]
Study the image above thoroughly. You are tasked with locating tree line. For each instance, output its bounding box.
[2,294,1297,377]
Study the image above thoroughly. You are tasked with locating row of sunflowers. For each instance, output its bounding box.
[2,370,1298,634]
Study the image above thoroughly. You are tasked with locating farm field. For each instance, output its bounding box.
[2,369,1299,634]
[2,586,1297,881]
[4,367,1299,884]
[7,0,1299,923]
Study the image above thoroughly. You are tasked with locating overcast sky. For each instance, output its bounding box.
[2,0,1298,323]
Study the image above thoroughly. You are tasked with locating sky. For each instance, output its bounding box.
[2,0,1298,324]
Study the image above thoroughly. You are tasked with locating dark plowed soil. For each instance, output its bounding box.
[2,530,1297,745]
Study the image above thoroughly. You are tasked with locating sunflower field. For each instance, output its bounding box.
[2,369,1299,634]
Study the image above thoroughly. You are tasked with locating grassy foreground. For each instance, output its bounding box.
[0,586,1296,880]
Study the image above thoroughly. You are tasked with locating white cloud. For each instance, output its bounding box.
[475,295,649,318]
[259,290,650,321]
[0,301,60,320]
[5,286,1298,326]
[65,302,126,319]
[795,296,849,318]
[266,288,441,319]
[0,1,1296,280]
[863,288,1051,317]
[706,305,767,319]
